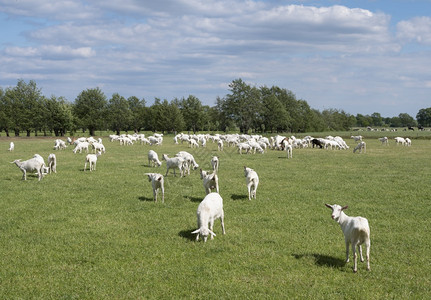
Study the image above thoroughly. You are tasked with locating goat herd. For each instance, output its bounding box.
[6,132,414,272]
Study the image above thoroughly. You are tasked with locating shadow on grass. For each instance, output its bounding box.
[231,194,248,201]
[183,195,202,202]
[138,196,154,202]
[178,228,196,241]
[293,253,346,269]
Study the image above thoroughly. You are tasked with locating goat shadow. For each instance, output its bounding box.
[183,195,202,202]
[178,228,196,241]
[231,194,248,201]
[292,253,346,269]
[138,196,154,202]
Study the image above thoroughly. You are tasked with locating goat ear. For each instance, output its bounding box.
[191,229,200,234]
[325,204,332,209]
[157,176,162,181]
[341,205,348,211]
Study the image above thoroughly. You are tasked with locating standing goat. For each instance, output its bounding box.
[325,204,371,272]
[191,192,226,242]
[11,156,44,181]
[8,142,14,151]
[211,156,219,172]
[353,141,366,153]
[162,154,185,177]
[47,153,57,173]
[244,166,259,200]
[144,173,165,203]
[148,150,162,167]
[84,151,101,171]
[200,169,219,195]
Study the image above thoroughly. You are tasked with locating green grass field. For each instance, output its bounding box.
[0,133,430,299]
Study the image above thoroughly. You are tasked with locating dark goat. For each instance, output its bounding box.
[311,138,324,149]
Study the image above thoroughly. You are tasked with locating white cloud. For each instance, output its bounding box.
[397,16,431,45]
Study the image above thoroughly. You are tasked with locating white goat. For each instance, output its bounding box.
[73,141,89,154]
[378,137,389,145]
[11,156,44,181]
[394,137,406,146]
[162,154,185,177]
[211,156,219,172]
[175,151,199,175]
[91,142,105,153]
[353,141,366,153]
[244,166,259,200]
[33,154,49,174]
[84,151,101,171]
[53,139,67,150]
[144,173,165,203]
[217,139,224,151]
[286,144,293,159]
[405,138,412,146]
[351,135,363,142]
[47,153,57,173]
[8,142,14,151]
[148,150,162,167]
[191,192,226,242]
[200,169,219,195]
[325,204,371,272]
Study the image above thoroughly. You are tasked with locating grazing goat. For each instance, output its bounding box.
[192,192,226,242]
[11,156,44,181]
[311,138,323,149]
[353,141,366,153]
[144,173,165,203]
[84,151,101,171]
[148,150,162,167]
[47,153,57,173]
[200,169,219,195]
[73,141,89,154]
[162,154,185,177]
[211,156,219,172]
[325,204,371,272]
[8,142,14,151]
[351,135,363,142]
[244,166,259,200]
[394,137,406,146]
[175,151,199,175]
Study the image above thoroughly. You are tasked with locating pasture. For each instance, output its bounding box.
[0,134,430,299]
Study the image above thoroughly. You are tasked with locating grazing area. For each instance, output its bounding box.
[0,133,430,298]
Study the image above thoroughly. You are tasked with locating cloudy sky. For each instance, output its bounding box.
[1,0,430,118]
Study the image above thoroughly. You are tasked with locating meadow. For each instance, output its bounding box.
[0,132,430,299]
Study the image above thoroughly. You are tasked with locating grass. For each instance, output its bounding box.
[0,134,430,299]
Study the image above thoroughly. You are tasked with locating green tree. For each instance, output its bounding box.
[416,108,431,127]
[224,78,261,133]
[106,93,132,135]
[180,95,204,133]
[398,113,416,127]
[260,91,287,133]
[44,96,74,136]
[73,88,107,136]
[128,96,147,132]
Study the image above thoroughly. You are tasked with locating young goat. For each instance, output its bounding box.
[286,144,293,159]
[162,154,185,177]
[353,141,366,153]
[192,192,226,242]
[211,156,219,172]
[244,166,259,200]
[84,151,101,171]
[325,204,371,272]
[8,142,14,151]
[200,169,219,195]
[144,173,165,203]
[47,153,57,173]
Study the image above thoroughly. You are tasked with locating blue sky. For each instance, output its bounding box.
[1,0,431,118]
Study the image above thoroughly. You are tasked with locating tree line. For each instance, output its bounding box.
[0,79,429,137]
